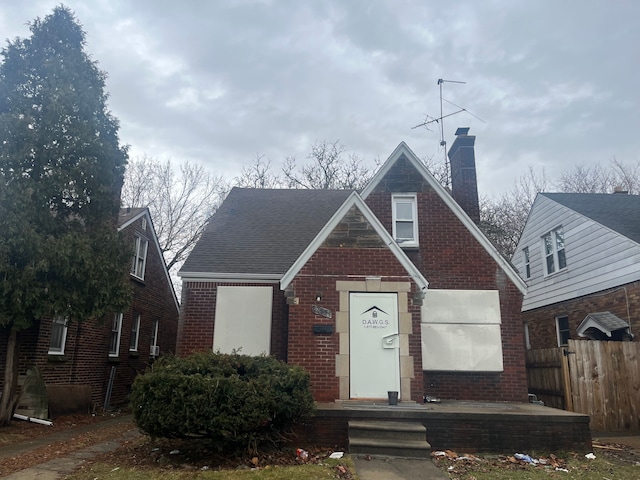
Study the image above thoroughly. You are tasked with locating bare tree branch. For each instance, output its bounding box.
[122,156,228,273]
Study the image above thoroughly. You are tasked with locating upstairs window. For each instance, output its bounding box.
[48,316,68,355]
[392,194,418,247]
[542,227,566,275]
[150,319,159,357]
[129,313,141,352]
[109,313,123,357]
[556,315,570,346]
[523,247,531,279]
[131,235,148,279]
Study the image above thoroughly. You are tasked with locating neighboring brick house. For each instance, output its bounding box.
[178,132,528,404]
[0,208,179,417]
[512,192,640,349]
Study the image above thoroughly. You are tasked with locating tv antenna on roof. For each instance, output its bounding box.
[412,78,484,187]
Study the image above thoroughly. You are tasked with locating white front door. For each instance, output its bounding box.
[349,292,400,399]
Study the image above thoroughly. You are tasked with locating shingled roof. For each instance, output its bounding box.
[179,188,353,278]
[541,193,640,243]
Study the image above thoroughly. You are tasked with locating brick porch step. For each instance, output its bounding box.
[348,420,431,458]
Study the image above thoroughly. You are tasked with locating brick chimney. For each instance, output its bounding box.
[448,127,480,224]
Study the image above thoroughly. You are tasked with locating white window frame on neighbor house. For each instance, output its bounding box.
[542,226,566,276]
[150,319,159,357]
[131,235,148,280]
[556,315,570,347]
[129,313,141,352]
[48,315,68,355]
[109,313,123,357]
[392,194,419,247]
[522,246,531,279]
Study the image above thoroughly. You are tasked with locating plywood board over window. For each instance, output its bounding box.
[213,286,273,356]
[421,290,503,372]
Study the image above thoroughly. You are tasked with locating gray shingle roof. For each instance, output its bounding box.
[180,187,353,276]
[542,193,640,243]
[577,311,629,338]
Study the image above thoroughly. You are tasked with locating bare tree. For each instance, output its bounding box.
[122,156,227,272]
[282,140,375,190]
[234,153,282,188]
[480,166,550,258]
[557,163,617,194]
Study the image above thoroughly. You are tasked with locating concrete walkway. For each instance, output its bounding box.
[1,415,141,479]
[353,455,449,480]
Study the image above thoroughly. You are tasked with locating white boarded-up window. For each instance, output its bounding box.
[421,290,503,372]
[213,286,273,355]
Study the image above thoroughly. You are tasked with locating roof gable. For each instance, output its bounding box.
[118,208,179,310]
[362,142,527,294]
[281,192,429,291]
[541,193,640,244]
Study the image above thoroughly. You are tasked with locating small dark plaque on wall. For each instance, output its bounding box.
[312,304,332,318]
[313,324,334,335]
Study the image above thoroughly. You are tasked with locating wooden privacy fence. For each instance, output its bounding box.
[526,340,640,432]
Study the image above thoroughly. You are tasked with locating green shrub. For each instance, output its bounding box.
[130,352,315,452]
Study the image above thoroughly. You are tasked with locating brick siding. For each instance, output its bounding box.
[0,213,179,411]
[524,280,640,349]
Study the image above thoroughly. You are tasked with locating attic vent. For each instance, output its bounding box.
[141,218,147,230]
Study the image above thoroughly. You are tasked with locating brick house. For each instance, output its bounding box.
[0,208,179,417]
[178,132,529,404]
[512,192,640,349]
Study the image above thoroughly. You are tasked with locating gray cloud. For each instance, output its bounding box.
[1,0,639,194]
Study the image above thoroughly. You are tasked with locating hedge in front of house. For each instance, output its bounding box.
[130,352,315,452]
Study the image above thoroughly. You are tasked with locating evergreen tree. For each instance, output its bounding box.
[0,6,131,424]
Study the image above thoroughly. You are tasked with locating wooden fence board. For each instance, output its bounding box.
[568,340,640,432]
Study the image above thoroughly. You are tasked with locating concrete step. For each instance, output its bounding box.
[348,420,431,458]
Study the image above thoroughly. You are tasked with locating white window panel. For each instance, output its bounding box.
[213,286,273,356]
[109,313,123,357]
[131,235,148,279]
[392,194,418,247]
[48,316,68,355]
[421,289,503,372]
[129,313,140,351]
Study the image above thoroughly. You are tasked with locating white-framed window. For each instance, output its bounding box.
[150,319,159,357]
[131,235,148,279]
[129,313,141,352]
[556,315,570,347]
[392,194,419,247]
[524,322,531,350]
[522,247,531,279]
[48,315,68,355]
[542,226,566,275]
[109,313,123,357]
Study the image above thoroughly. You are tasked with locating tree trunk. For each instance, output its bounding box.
[0,327,20,426]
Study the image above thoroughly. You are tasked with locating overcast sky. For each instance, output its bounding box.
[2,1,639,197]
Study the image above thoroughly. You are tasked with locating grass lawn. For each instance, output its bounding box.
[68,458,356,480]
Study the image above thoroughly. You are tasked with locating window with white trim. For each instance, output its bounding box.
[131,235,148,279]
[129,313,141,351]
[48,316,68,355]
[150,319,159,357]
[109,313,123,357]
[392,194,418,247]
[522,247,531,279]
[542,226,566,275]
[556,315,570,347]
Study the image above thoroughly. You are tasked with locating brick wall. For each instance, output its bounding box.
[524,280,640,349]
[366,156,528,402]
[289,247,423,402]
[0,213,180,412]
[177,282,288,360]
